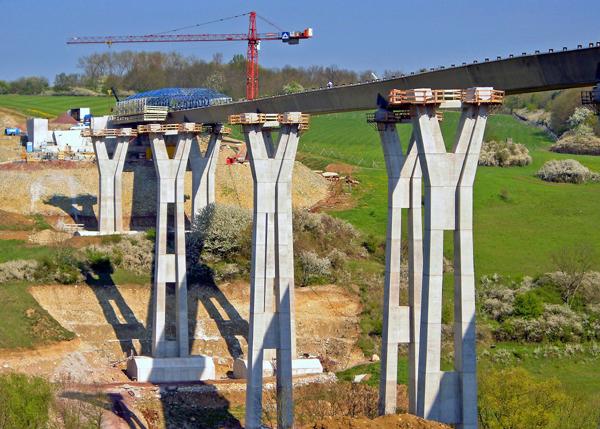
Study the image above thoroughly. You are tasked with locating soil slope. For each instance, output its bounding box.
[0,146,329,227]
[23,283,363,382]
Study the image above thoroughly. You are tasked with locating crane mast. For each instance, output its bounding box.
[67,11,312,100]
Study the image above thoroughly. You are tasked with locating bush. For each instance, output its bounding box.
[0,259,38,283]
[496,304,586,342]
[478,368,565,429]
[190,204,252,259]
[298,250,331,286]
[0,373,53,429]
[536,159,599,184]
[36,250,84,284]
[513,291,544,318]
[479,139,532,167]
[84,235,153,276]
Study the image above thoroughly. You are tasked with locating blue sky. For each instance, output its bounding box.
[1,0,599,82]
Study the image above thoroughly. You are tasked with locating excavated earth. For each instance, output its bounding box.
[309,414,451,429]
[0,145,329,228]
[13,283,363,383]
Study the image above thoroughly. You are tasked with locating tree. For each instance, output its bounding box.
[53,73,80,92]
[549,88,581,135]
[9,76,49,95]
[0,80,8,95]
[552,243,595,307]
[281,81,304,95]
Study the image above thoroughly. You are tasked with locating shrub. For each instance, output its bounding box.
[0,259,38,283]
[479,139,532,167]
[190,204,252,259]
[496,304,586,342]
[0,373,53,429]
[84,235,153,276]
[536,159,599,184]
[36,249,84,284]
[84,248,114,273]
[513,291,544,318]
[298,250,331,286]
[478,368,565,429]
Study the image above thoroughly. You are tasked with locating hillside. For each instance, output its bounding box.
[298,111,600,276]
[0,95,114,118]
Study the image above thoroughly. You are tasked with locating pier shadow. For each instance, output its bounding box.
[189,265,249,360]
[44,193,98,229]
[83,262,150,357]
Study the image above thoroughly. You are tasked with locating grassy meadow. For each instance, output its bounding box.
[0,95,114,118]
[298,111,600,277]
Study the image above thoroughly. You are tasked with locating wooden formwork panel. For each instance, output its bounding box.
[389,88,504,107]
[137,123,204,134]
[81,128,138,137]
[228,113,310,128]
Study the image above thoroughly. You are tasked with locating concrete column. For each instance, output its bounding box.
[376,111,423,416]
[189,125,222,219]
[93,135,130,234]
[411,99,488,428]
[242,113,301,429]
[150,131,193,358]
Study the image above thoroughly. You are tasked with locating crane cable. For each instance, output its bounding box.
[150,12,251,36]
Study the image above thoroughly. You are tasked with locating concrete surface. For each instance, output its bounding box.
[189,126,222,219]
[375,113,423,416]
[93,136,129,234]
[150,132,193,359]
[410,96,488,429]
[242,114,302,429]
[126,355,215,382]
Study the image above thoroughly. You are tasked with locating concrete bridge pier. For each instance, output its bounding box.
[409,88,500,429]
[372,110,423,416]
[234,112,306,429]
[92,130,132,234]
[146,124,195,359]
[189,124,223,219]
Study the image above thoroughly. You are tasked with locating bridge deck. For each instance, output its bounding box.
[169,45,600,124]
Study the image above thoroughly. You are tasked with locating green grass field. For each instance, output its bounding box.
[0,95,114,118]
[0,282,74,349]
[299,111,600,278]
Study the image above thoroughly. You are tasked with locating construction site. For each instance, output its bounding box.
[1,3,600,429]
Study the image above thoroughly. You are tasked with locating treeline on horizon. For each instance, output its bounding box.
[0,51,398,100]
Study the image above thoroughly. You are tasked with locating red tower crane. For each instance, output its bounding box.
[67,12,312,100]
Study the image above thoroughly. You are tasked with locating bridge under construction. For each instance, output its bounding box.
[86,44,600,429]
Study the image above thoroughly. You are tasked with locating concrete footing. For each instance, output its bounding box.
[126,355,215,383]
[232,358,323,379]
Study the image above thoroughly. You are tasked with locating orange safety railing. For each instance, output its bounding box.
[229,113,310,129]
[366,110,444,123]
[462,88,504,104]
[81,128,138,137]
[389,88,504,106]
[137,123,204,134]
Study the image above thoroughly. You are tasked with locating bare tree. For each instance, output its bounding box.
[552,243,595,306]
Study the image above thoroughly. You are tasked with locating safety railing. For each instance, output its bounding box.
[137,123,204,134]
[366,110,444,123]
[229,113,310,130]
[388,88,504,106]
[81,128,137,137]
